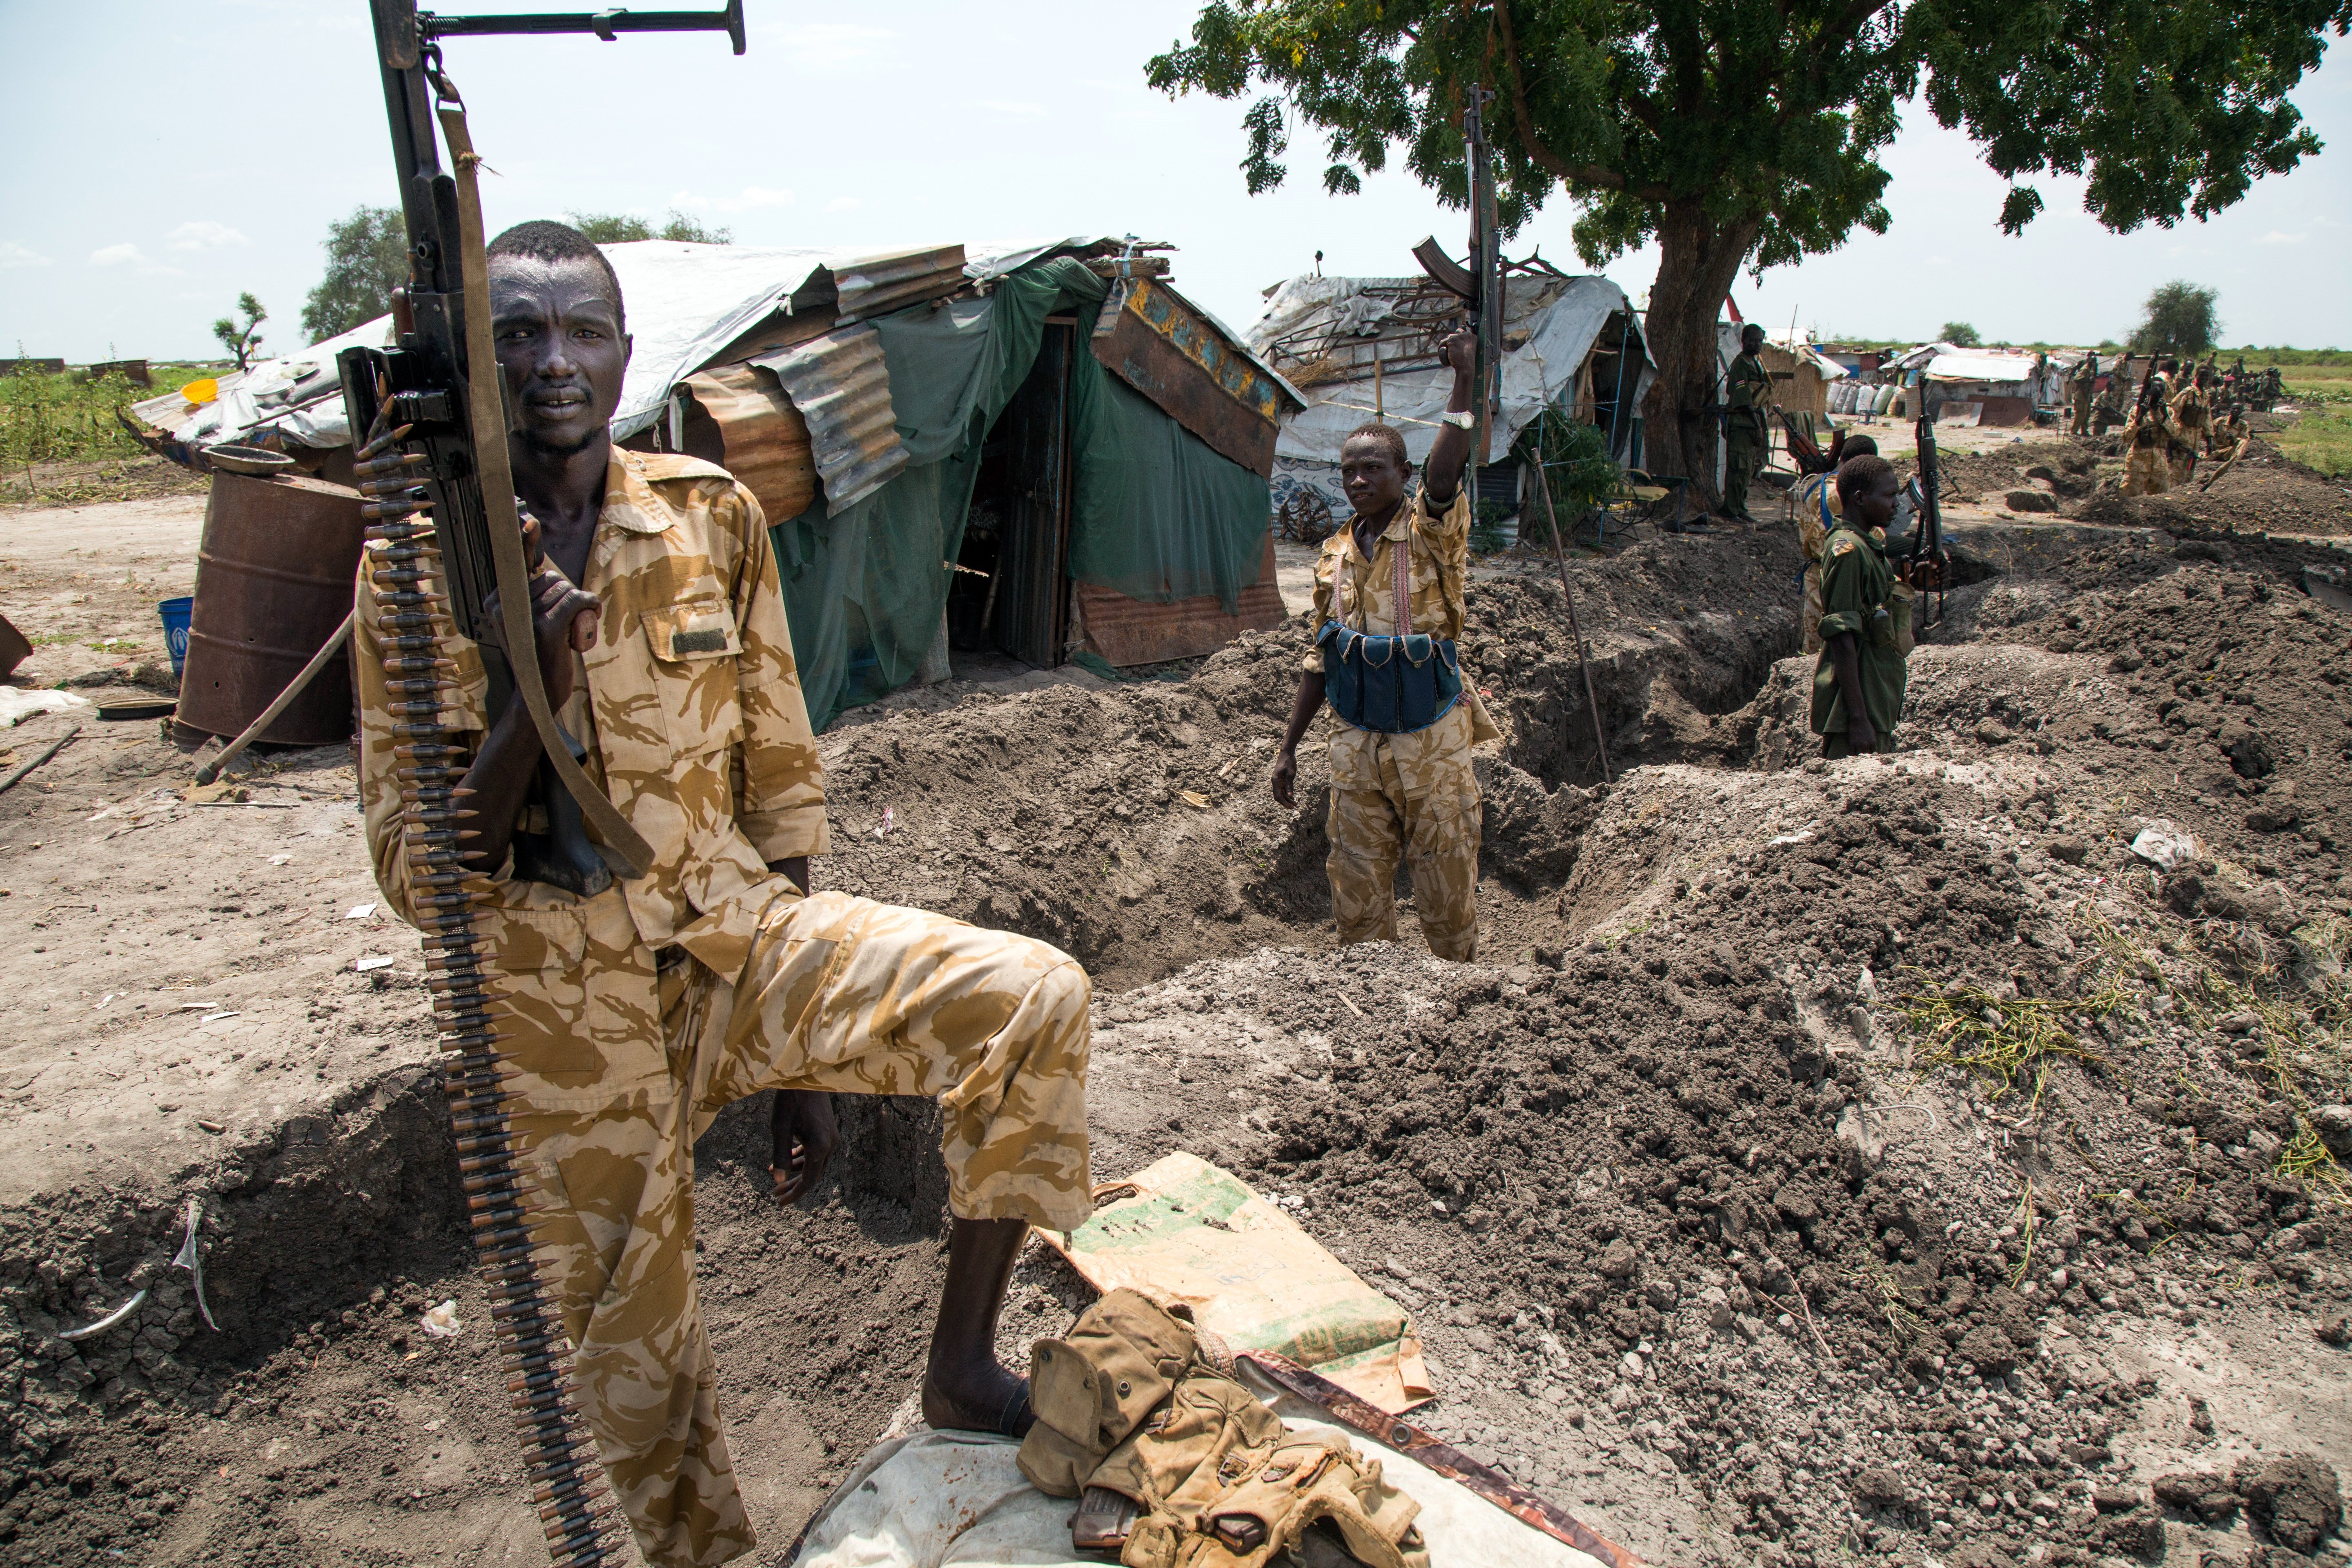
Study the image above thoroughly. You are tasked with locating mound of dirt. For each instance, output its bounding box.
[2067,441,2352,537]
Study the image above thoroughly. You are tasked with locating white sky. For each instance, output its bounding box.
[2,1,2345,363]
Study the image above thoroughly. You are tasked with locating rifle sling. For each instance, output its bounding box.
[432,81,653,880]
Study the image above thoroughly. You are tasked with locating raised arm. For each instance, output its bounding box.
[1419,330,1479,507]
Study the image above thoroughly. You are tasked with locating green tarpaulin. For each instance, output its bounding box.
[770,257,1271,729]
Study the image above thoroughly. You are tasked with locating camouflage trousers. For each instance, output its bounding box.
[493,881,1093,1567]
[2168,447,2198,488]
[1325,708,1481,961]
[2124,445,2169,495]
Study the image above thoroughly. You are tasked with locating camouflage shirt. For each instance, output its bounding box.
[1304,482,1502,764]
[356,448,830,981]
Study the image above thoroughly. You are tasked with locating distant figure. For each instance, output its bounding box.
[2093,354,2135,435]
[2123,375,2172,496]
[1796,434,1878,655]
[1721,322,1773,522]
[2069,353,2098,437]
[1811,454,1913,758]
[2167,364,2210,486]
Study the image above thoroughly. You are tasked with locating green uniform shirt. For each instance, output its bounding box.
[1726,350,1771,439]
[1810,525,1908,744]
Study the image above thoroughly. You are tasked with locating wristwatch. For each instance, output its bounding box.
[1441,410,1475,430]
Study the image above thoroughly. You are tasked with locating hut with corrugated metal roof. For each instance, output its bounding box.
[134,237,1306,728]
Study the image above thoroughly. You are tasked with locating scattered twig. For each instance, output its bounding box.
[0,723,80,795]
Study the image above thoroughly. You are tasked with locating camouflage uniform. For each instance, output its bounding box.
[2123,401,2171,496]
[1305,485,1501,961]
[2068,361,2096,436]
[1794,473,1843,655]
[356,449,1093,1568]
[1722,349,1773,520]
[2168,380,2209,484]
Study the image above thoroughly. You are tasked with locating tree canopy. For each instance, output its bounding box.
[302,207,408,344]
[1148,0,2348,493]
[568,211,733,245]
[2131,282,2221,358]
[1940,322,1982,348]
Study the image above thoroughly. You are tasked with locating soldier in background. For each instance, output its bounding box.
[2123,372,2172,495]
[2168,364,2211,486]
[2069,353,2098,436]
[2092,354,2135,435]
[1721,323,1773,523]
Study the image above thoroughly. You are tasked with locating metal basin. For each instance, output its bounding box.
[178,472,364,746]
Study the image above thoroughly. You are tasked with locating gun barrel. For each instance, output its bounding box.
[422,1,744,53]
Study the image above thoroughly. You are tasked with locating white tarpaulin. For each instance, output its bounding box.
[132,241,922,451]
[1249,274,1655,467]
[792,1398,1616,1568]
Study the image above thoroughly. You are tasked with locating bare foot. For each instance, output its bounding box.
[921,1358,1032,1436]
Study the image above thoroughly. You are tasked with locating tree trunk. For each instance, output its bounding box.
[1639,202,1764,508]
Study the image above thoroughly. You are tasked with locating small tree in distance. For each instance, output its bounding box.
[568,211,733,245]
[303,207,409,343]
[2130,283,2220,358]
[212,293,267,371]
[1940,322,1982,347]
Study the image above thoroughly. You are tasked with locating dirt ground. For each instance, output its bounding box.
[2,472,2348,1568]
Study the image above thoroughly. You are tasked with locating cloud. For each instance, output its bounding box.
[165,220,250,251]
[0,242,51,268]
[825,197,863,212]
[969,100,1046,118]
[89,242,183,275]
[2253,230,2306,245]
[670,185,793,214]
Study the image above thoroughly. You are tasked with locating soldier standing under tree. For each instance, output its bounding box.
[1270,329,1501,962]
[1721,322,1773,523]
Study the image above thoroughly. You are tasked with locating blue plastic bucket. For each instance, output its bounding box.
[158,597,193,680]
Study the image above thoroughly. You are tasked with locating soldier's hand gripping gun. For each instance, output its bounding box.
[338,5,742,1565]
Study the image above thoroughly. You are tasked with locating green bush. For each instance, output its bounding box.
[0,365,212,468]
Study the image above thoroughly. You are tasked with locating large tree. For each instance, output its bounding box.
[301,206,408,343]
[2130,282,2221,358]
[1148,0,2345,498]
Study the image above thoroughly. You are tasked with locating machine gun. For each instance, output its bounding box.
[339,5,742,1564]
[1909,404,1949,628]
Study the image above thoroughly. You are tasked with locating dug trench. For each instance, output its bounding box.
[4,517,2350,1568]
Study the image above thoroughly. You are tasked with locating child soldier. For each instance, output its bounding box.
[1811,454,1913,758]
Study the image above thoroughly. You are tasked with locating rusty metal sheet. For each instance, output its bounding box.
[1076,535,1285,667]
[1239,1350,1650,1568]
[830,244,967,323]
[1092,278,1300,477]
[178,472,363,746]
[680,363,817,525]
[751,324,909,511]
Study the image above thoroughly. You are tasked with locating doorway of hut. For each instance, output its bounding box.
[945,318,1078,669]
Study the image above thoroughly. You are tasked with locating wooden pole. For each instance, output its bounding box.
[1528,438,1613,785]
[192,608,356,786]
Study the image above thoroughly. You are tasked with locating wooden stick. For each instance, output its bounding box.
[193,609,356,786]
[0,723,80,795]
[1527,444,1613,785]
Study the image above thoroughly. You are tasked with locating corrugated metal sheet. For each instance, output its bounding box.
[1075,537,1287,668]
[752,324,908,511]
[832,244,968,323]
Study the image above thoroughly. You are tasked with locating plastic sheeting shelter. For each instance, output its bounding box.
[1248,270,1654,525]
[775,257,1281,727]
[130,238,1296,730]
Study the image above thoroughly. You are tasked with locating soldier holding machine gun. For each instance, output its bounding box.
[344,8,1094,1565]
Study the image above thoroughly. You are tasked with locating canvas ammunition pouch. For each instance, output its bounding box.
[1020,1290,1427,1568]
[1317,531,1462,736]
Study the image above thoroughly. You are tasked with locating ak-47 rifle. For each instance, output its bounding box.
[339,4,742,1565]
[1909,403,1948,629]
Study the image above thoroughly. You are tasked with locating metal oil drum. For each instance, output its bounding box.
[177,471,364,746]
